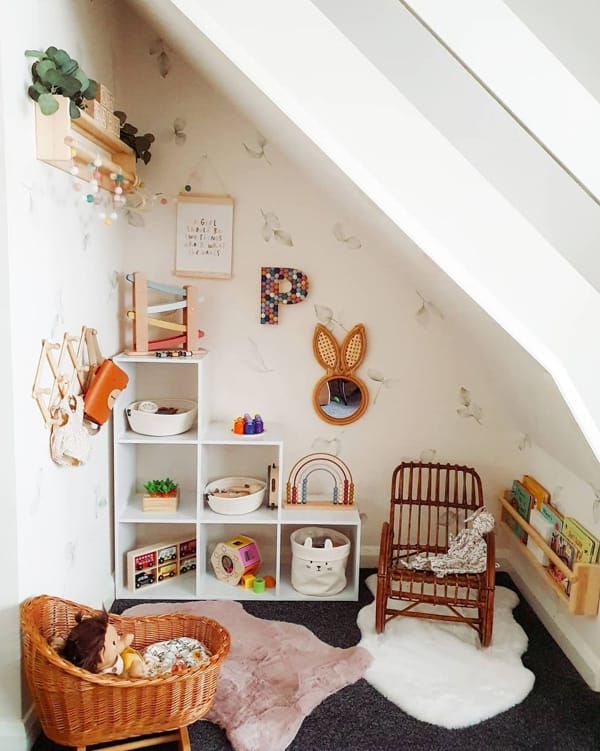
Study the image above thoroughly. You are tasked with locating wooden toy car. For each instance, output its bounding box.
[158,545,177,564]
[179,557,196,574]
[179,539,196,558]
[135,570,155,589]
[158,563,177,581]
[134,551,156,571]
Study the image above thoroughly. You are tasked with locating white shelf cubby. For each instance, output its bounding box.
[112,354,361,601]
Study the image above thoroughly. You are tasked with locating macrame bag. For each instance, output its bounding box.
[83,329,129,426]
[50,395,91,466]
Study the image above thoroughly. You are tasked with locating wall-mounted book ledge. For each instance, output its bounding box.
[499,492,600,616]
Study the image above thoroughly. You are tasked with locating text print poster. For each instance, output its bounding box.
[175,195,234,278]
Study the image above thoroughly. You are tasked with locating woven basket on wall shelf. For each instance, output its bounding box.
[21,595,230,748]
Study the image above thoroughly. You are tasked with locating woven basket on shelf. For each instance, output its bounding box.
[21,595,230,748]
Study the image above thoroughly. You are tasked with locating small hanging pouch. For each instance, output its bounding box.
[83,329,129,426]
[50,395,91,466]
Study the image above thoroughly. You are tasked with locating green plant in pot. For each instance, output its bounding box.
[25,46,97,118]
[144,478,178,497]
[25,47,98,119]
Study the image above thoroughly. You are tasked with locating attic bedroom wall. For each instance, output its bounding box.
[115,7,596,541]
[117,3,600,682]
[0,0,125,613]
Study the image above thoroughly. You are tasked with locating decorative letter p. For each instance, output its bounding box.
[260,267,309,325]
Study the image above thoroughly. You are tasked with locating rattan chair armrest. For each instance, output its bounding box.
[484,530,496,590]
[378,521,392,578]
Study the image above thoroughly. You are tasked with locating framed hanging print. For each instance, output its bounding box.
[175,194,234,279]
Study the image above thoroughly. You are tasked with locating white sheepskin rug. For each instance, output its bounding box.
[358,575,535,728]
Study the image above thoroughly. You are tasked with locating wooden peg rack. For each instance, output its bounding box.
[32,326,97,428]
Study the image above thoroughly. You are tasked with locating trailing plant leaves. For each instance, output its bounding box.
[38,92,59,115]
[158,50,170,78]
[44,68,61,86]
[69,100,81,119]
[114,111,154,163]
[25,49,45,58]
[74,69,89,92]
[27,85,40,102]
[36,59,56,79]
[82,80,98,99]
[59,75,81,97]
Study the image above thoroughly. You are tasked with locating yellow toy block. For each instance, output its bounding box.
[241,574,256,589]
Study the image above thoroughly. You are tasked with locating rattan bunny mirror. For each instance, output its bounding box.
[312,323,368,425]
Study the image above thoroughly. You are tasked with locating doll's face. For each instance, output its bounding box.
[97,623,133,671]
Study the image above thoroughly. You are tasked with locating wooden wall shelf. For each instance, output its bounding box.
[499,493,600,616]
[35,96,137,192]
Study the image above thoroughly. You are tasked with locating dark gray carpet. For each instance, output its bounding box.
[32,571,600,751]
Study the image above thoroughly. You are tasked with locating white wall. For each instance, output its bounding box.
[506,0,600,104]
[0,0,126,743]
[121,1,600,686]
[315,0,600,294]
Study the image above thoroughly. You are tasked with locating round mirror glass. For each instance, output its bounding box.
[316,377,364,421]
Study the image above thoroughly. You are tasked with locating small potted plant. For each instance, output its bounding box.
[143,477,179,512]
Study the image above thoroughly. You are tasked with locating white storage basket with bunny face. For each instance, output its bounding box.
[291,527,350,596]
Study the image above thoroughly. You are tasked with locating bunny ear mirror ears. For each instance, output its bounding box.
[341,324,367,373]
[313,324,340,372]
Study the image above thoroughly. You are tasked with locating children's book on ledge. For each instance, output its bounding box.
[503,475,600,592]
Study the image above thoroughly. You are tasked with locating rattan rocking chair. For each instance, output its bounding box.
[376,462,495,646]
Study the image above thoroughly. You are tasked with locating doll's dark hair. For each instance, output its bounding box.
[62,609,109,673]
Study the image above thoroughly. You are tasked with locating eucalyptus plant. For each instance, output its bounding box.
[25,47,97,118]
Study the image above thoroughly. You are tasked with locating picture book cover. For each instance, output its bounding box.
[527,508,554,565]
[548,531,576,595]
[522,475,550,512]
[510,480,533,543]
[540,502,564,535]
[563,517,599,565]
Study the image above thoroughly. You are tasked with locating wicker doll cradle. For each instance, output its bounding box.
[21,595,230,750]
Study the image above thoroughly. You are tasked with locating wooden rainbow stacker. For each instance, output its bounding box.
[126,272,205,354]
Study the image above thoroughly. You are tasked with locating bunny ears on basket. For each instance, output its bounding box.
[312,324,369,426]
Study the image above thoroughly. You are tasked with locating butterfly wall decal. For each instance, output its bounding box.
[171,117,187,146]
[456,387,483,424]
[242,338,275,373]
[416,290,444,326]
[149,38,171,78]
[260,209,293,246]
[332,222,362,249]
[243,133,271,165]
[368,368,399,404]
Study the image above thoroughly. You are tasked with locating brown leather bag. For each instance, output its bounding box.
[83,329,129,426]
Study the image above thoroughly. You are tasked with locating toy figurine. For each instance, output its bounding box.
[254,414,264,434]
[60,610,146,678]
[244,413,255,435]
[233,416,244,434]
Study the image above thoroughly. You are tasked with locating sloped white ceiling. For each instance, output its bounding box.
[125,0,600,489]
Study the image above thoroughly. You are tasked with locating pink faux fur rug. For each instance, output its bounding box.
[124,600,371,751]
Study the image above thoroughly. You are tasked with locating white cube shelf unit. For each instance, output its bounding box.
[113,354,361,601]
